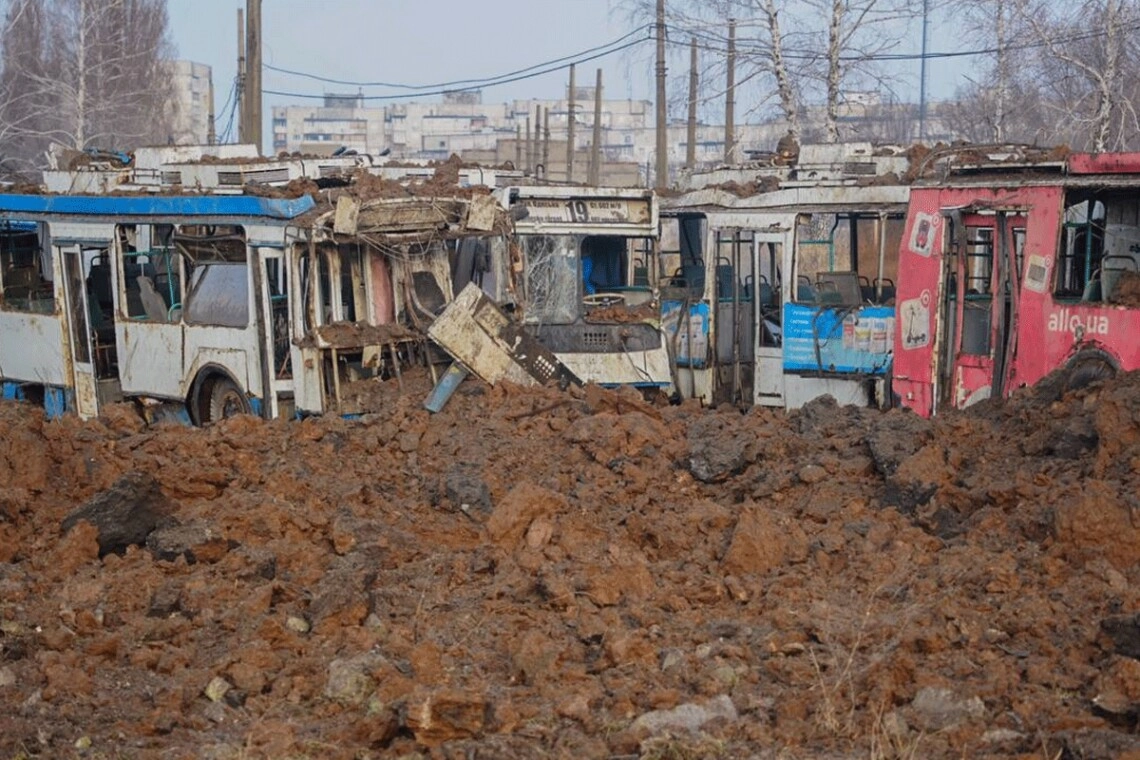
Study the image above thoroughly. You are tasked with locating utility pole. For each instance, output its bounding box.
[686,37,697,170]
[590,68,603,186]
[207,78,216,145]
[655,0,668,188]
[245,0,263,154]
[724,18,736,164]
[236,8,245,143]
[918,0,930,142]
[566,64,577,183]
[525,113,532,172]
[515,123,522,169]
[534,104,542,173]
[542,106,550,178]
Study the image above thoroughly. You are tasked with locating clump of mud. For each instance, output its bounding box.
[3,372,1140,758]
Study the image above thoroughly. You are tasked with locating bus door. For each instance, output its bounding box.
[256,247,288,419]
[711,228,755,404]
[940,210,1026,408]
[60,247,98,418]
[752,233,785,407]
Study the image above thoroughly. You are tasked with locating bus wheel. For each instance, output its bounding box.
[205,376,250,423]
[1066,354,1117,393]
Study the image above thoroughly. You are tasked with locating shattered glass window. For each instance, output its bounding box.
[184,263,250,328]
[522,235,579,325]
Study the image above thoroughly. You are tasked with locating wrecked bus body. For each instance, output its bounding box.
[494,185,673,392]
[661,144,910,408]
[0,190,512,422]
[893,148,1140,416]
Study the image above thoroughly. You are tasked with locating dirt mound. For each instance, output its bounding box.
[3,372,1140,758]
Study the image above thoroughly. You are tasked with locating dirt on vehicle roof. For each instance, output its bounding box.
[3,369,1140,759]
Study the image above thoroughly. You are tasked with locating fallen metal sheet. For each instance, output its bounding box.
[427,283,581,389]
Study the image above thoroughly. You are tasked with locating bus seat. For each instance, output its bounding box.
[796,275,816,302]
[1102,255,1138,302]
[137,276,170,322]
[1081,275,1102,303]
[715,258,735,300]
[874,278,896,302]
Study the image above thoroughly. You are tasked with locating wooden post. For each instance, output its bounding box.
[566,64,576,183]
[655,0,668,187]
[245,0,263,154]
[589,69,603,186]
[236,8,245,143]
[542,106,550,178]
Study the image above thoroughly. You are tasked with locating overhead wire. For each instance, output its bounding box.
[263,25,652,91]
[262,35,649,101]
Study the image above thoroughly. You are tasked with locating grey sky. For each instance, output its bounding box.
[166,0,972,135]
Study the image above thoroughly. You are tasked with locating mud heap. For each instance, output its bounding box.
[2,371,1140,759]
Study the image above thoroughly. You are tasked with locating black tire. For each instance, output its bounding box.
[1066,356,1117,393]
[204,376,249,423]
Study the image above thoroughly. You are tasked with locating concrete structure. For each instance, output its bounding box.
[166,61,213,146]
[268,87,957,187]
[272,94,386,156]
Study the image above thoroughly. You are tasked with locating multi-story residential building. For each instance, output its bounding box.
[166,60,213,145]
[272,94,386,155]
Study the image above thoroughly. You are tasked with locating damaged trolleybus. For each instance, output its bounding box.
[0,191,512,421]
[660,144,911,408]
[498,185,673,390]
[892,148,1140,416]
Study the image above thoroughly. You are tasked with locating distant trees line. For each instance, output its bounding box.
[623,0,1140,153]
[0,0,175,180]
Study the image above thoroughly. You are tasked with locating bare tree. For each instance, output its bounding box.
[0,0,175,175]
[798,0,919,143]
[948,0,1025,143]
[619,0,921,147]
[1017,0,1140,152]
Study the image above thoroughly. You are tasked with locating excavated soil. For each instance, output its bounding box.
[4,371,1140,759]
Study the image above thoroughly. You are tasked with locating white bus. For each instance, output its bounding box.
[661,173,909,408]
[499,185,674,392]
[0,192,509,421]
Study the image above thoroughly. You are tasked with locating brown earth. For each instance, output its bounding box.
[3,370,1140,759]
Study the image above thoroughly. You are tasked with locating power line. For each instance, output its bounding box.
[263,36,648,101]
[665,18,1140,63]
[263,25,651,91]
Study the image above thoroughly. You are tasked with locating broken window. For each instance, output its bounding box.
[174,226,249,327]
[183,263,250,328]
[522,234,579,325]
[1055,198,1106,299]
[0,221,54,314]
[116,224,182,322]
[794,213,903,305]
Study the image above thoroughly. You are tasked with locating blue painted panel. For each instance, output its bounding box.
[0,193,314,220]
[662,300,711,368]
[2,382,24,401]
[782,303,895,375]
[43,387,70,419]
[249,397,264,417]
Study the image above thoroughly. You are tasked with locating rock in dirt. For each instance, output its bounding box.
[442,463,492,514]
[486,481,567,549]
[146,520,231,564]
[630,694,738,739]
[687,414,749,483]
[60,472,170,557]
[405,689,489,747]
[909,686,985,730]
[1102,614,1140,660]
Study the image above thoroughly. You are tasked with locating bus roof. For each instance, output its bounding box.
[0,193,314,221]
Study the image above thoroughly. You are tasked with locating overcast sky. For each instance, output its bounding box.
[167,0,972,137]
